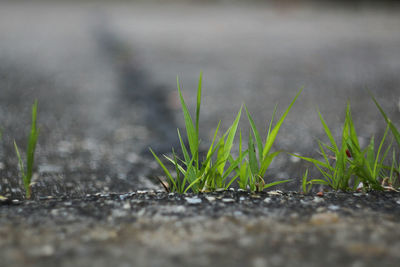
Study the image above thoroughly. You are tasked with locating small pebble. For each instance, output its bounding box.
[328,205,340,211]
[222,198,235,203]
[264,197,272,203]
[205,196,216,202]
[313,197,324,203]
[122,202,131,210]
[185,197,202,204]
[300,200,310,205]
[267,190,283,196]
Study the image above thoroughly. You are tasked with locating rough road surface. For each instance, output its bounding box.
[1,190,400,267]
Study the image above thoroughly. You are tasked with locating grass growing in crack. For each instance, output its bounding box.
[294,103,392,191]
[14,100,39,199]
[232,89,302,192]
[150,73,242,193]
[371,94,400,187]
[301,169,312,193]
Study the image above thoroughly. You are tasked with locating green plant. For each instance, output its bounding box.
[150,73,242,193]
[371,95,400,147]
[14,100,39,199]
[232,89,302,192]
[301,169,313,193]
[293,103,391,191]
[371,94,400,187]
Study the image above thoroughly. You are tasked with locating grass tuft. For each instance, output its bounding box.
[150,75,301,193]
[14,100,39,199]
[292,103,393,191]
[233,88,302,191]
[150,73,242,193]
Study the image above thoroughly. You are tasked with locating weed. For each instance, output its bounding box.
[232,89,302,192]
[14,100,39,199]
[371,94,400,187]
[371,94,400,147]
[301,169,313,193]
[150,73,242,193]
[293,103,391,191]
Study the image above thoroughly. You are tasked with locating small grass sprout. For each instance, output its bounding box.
[301,168,313,194]
[293,103,391,191]
[14,100,39,199]
[233,89,303,191]
[150,73,242,193]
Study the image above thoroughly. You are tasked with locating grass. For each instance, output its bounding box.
[150,73,243,193]
[294,103,393,192]
[1,76,399,197]
[371,94,400,188]
[150,74,302,193]
[232,89,303,192]
[14,100,39,199]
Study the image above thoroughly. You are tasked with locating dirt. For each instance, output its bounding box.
[1,1,400,267]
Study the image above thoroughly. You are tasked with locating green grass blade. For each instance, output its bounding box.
[346,103,360,148]
[371,94,400,147]
[262,88,302,159]
[217,106,242,175]
[150,148,178,191]
[366,137,375,169]
[238,162,249,189]
[177,76,198,159]
[248,133,259,175]
[196,72,202,137]
[171,151,183,192]
[318,110,338,152]
[263,179,291,189]
[26,100,39,186]
[302,169,309,193]
[224,173,240,189]
[308,179,330,186]
[221,156,242,181]
[244,105,263,161]
[177,129,190,163]
[183,155,198,192]
[164,155,186,176]
[288,153,331,170]
[317,141,334,171]
[14,141,26,184]
[184,175,203,193]
[374,125,391,177]
[260,150,281,177]
[266,104,278,141]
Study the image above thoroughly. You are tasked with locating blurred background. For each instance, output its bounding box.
[1,0,399,198]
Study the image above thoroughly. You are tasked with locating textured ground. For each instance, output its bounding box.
[1,190,400,267]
